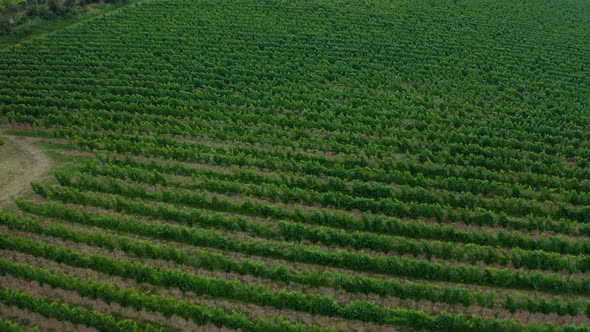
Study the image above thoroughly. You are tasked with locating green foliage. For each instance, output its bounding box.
[0,316,27,332]
[0,261,324,332]
[0,0,131,39]
[1,0,590,330]
[0,286,161,331]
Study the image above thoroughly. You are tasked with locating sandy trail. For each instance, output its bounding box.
[0,135,51,207]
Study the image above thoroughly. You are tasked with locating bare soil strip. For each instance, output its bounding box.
[0,135,52,207]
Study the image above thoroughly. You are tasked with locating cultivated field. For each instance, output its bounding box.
[1,0,590,331]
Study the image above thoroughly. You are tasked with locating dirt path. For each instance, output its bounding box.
[0,135,52,207]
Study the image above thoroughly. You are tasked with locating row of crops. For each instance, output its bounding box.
[1,0,590,330]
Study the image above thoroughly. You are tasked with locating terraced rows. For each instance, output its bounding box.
[1,0,590,330]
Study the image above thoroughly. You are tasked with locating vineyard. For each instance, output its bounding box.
[1,0,590,331]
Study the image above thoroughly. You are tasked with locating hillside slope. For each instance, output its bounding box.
[0,0,590,330]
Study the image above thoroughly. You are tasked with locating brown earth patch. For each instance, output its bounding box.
[0,135,52,208]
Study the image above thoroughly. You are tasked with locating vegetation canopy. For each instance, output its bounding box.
[0,0,589,331]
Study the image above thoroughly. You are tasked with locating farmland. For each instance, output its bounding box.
[1,0,590,330]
